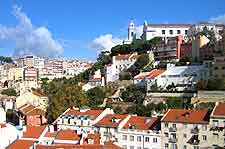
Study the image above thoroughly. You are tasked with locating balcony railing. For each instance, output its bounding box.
[169,127,177,132]
[187,135,200,145]
[210,126,224,132]
[168,137,177,143]
[191,127,199,134]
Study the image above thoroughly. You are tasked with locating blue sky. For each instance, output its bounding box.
[0,0,225,61]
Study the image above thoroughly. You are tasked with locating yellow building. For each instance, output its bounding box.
[8,67,23,81]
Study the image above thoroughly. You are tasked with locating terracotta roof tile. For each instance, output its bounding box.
[26,108,45,116]
[36,144,103,149]
[23,126,46,139]
[95,114,127,128]
[0,123,6,128]
[55,130,81,140]
[212,103,225,117]
[83,134,101,145]
[6,140,35,149]
[44,131,57,138]
[65,109,103,120]
[20,104,36,114]
[134,69,165,80]
[162,109,209,124]
[123,116,160,130]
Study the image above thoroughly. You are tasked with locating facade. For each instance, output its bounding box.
[142,21,191,41]
[106,53,139,83]
[152,64,209,92]
[117,116,161,149]
[17,104,47,126]
[24,67,38,81]
[54,108,114,134]
[123,20,137,44]
[8,67,23,81]
[23,55,34,67]
[33,57,45,69]
[209,102,225,148]
[161,109,210,149]
[213,54,225,79]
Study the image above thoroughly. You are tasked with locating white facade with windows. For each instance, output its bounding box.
[142,21,191,41]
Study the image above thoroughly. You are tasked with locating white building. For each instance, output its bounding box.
[33,57,45,69]
[142,21,191,41]
[123,20,137,44]
[150,64,209,92]
[106,53,139,83]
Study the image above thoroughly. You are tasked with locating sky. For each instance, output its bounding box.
[0,0,225,61]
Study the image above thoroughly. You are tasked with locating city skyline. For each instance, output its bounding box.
[0,0,225,61]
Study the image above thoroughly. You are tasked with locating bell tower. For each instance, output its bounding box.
[128,20,136,42]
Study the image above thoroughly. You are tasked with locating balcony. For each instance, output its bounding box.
[191,127,199,134]
[169,127,177,132]
[168,137,177,143]
[210,126,224,132]
[187,135,200,145]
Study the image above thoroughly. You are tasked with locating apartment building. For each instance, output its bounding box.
[54,108,113,134]
[161,109,210,149]
[213,54,225,79]
[106,53,139,83]
[117,116,161,149]
[142,21,191,41]
[23,67,38,81]
[209,102,225,148]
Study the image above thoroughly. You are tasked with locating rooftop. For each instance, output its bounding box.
[161,109,209,124]
[115,53,139,60]
[23,126,46,139]
[211,102,225,117]
[6,140,35,149]
[95,114,127,128]
[65,108,103,120]
[55,130,81,140]
[147,24,192,28]
[134,69,165,80]
[123,116,160,130]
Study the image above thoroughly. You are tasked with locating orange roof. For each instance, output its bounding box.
[26,108,45,116]
[55,130,80,140]
[212,103,225,117]
[123,116,160,130]
[134,69,165,80]
[32,90,45,97]
[44,131,57,138]
[0,123,6,128]
[6,140,35,149]
[95,114,127,128]
[65,109,103,120]
[105,141,122,149]
[89,78,102,82]
[115,53,139,60]
[84,134,101,145]
[36,144,103,149]
[162,109,209,124]
[23,126,46,139]
[20,104,36,113]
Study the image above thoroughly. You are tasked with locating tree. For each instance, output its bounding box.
[0,56,13,64]
[86,87,105,108]
[1,88,17,96]
[121,85,145,104]
[46,82,88,123]
[119,71,132,80]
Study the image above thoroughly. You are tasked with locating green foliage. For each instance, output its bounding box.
[128,54,149,76]
[86,87,105,108]
[119,71,132,80]
[205,78,225,90]
[0,56,13,64]
[6,109,18,125]
[166,97,183,109]
[121,85,145,104]
[176,57,191,66]
[46,81,88,123]
[1,88,17,96]
[195,102,215,110]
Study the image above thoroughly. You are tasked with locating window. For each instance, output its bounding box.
[131,32,134,37]
[162,30,165,34]
[177,30,181,34]
[202,135,207,141]
[153,138,157,143]
[145,137,150,142]
[130,146,134,149]
[123,145,127,149]
[183,145,187,149]
[165,132,168,137]
[183,124,187,128]
[122,135,127,140]
[213,120,219,126]
[194,146,199,149]
[202,125,207,131]
[165,143,169,148]
[165,123,168,128]
[137,147,142,149]
[183,133,187,138]
[185,30,188,35]
[172,123,176,128]
[169,30,173,34]
[137,136,142,142]
[130,135,134,141]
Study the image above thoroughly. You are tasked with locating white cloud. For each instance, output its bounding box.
[209,14,225,24]
[0,5,64,57]
[89,34,123,52]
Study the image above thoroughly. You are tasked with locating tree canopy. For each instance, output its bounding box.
[1,88,17,96]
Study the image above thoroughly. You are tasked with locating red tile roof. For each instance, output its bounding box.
[55,130,81,140]
[134,69,165,80]
[0,123,6,128]
[26,108,45,116]
[115,53,139,60]
[36,144,103,149]
[6,140,35,149]
[95,114,127,128]
[83,134,101,145]
[161,109,209,124]
[123,116,159,130]
[23,126,46,139]
[65,109,103,120]
[212,103,225,117]
[89,77,102,82]
[44,131,57,138]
